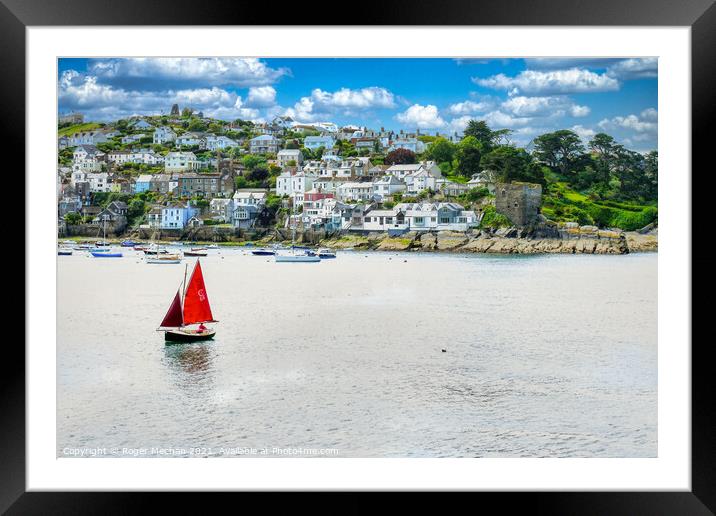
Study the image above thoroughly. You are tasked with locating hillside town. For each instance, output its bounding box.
[57,106,522,239]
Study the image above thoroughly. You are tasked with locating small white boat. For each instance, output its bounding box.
[146,254,182,264]
[206,244,219,249]
[274,250,320,263]
[317,248,336,259]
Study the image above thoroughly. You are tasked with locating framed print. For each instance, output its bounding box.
[7,0,714,512]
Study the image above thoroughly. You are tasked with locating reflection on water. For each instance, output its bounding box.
[164,343,214,375]
[57,249,657,457]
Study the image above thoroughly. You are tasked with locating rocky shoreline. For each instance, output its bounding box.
[311,225,658,255]
[81,223,657,255]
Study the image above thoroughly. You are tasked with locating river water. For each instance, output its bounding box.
[57,248,657,457]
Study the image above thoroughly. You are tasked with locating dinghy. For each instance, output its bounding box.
[159,259,218,343]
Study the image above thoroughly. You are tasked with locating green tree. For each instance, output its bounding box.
[463,120,511,152]
[426,137,456,164]
[533,129,585,178]
[456,136,483,177]
[64,212,82,225]
[480,146,545,185]
[187,119,207,132]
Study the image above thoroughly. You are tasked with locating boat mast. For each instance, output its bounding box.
[182,263,188,304]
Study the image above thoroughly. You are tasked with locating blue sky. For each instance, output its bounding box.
[58,57,657,151]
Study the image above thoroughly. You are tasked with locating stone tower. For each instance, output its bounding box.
[494,182,542,226]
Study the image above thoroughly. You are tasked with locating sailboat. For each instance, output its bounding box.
[158,259,218,343]
[274,201,320,263]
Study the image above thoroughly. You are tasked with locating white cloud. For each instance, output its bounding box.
[482,110,532,128]
[446,100,492,116]
[570,104,591,117]
[395,104,446,129]
[310,87,396,110]
[500,95,588,118]
[474,68,619,94]
[245,86,277,107]
[571,124,596,142]
[524,58,623,70]
[446,116,473,134]
[88,57,289,87]
[606,58,658,79]
[598,108,658,134]
[284,86,396,122]
[58,70,263,121]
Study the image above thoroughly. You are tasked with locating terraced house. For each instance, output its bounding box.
[176,172,223,198]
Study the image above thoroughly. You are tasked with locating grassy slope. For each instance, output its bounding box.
[541,182,657,231]
[58,123,102,137]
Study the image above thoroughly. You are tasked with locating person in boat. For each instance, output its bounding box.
[197,323,207,333]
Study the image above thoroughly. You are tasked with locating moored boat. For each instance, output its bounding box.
[91,251,122,257]
[58,248,73,256]
[275,250,320,262]
[121,240,137,247]
[158,259,218,343]
[146,254,182,264]
[317,248,336,259]
[251,249,275,256]
[184,249,208,257]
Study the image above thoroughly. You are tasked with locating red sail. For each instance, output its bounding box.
[160,289,184,328]
[182,260,216,325]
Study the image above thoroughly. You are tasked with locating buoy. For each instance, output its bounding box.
[404,260,407,263]
[441,349,447,352]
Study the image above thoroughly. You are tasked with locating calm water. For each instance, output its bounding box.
[57,248,657,457]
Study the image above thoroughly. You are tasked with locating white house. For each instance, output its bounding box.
[129,119,153,131]
[121,133,146,144]
[107,149,164,166]
[276,171,317,204]
[153,126,176,144]
[249,135,280,154]
[164,151,199,172]
[68,130,113,146]
[372,175,406,200]
[85,172,111,193]
[397,202,479,231]
[233,190,267,207]
[303,135,335,151]
[160,203,199,229]
[175,132,205,147]
[336,182,375,203]
[389,138,426,154]
[435,179,470,197]
[209,198,234,222]
[72,145,105,173]
[405,169,437,194]
[204,134,239,150]
[277,149,303,168]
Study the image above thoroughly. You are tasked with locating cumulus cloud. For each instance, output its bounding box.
[524,58,624,70]
[570,124,597,142]
[473,68,619,95]
[598,108,658,133]
[284,86,396,122]
[87,57,289,88]
[606,58,658,79]
[245,86,277,107]
[499,95,589,118]
[58,70,261,121]
[525,57,657,81]
[446,99,492,116]
[310,87,396,110]
[395,104,446,129]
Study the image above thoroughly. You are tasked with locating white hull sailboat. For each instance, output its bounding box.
[274,202,320,263]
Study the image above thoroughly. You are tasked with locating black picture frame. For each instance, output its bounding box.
[6,0,712,512]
